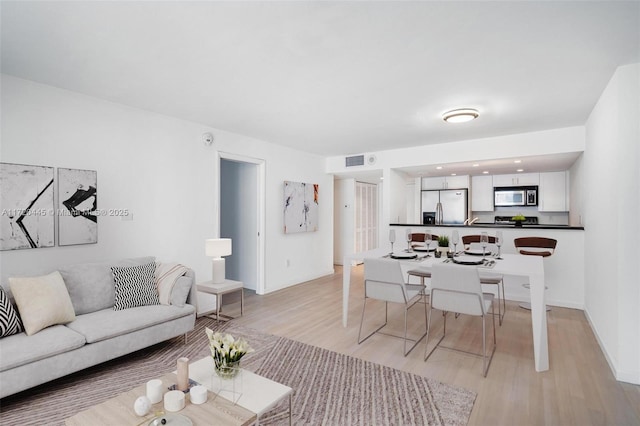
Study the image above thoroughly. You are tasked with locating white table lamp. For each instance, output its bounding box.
[205,238,232,284]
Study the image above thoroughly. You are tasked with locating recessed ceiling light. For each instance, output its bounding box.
[442,108,479,123]
[517,169,524,172]
[436,166,443,170]
[482,171,489,174]
[514,160,522,164]
[451,173,457,176]
[472,164,479,167]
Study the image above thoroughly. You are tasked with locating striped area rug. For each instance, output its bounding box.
[0,318,475,425]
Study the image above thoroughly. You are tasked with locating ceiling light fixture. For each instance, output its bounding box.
[436,166,443,170]
[482,171,489,174]
[442,108,479,123]
[517,169,524,172]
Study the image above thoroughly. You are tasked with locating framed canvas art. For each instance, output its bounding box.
[284,181,318,234]
[0,162,55,250]
[58,168,98,246]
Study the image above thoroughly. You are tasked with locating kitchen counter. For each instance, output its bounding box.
[390,223,584,230]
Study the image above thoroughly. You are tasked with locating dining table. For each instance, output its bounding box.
[342,247,549,372]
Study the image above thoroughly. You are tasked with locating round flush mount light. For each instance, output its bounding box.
[442,108,479,123]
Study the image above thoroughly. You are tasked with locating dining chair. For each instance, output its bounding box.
[424,263,497,377]
[461,234,496,248]
[358,258,428,356]
[514,237,557,310]
[409,233,439,247]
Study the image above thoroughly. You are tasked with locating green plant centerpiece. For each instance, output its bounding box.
[436,235,450,257]
[512,214,526,227]
[437,235,449,247]
[205,327,253,379]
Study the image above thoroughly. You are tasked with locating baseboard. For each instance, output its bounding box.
[584,309,640,385]
[263,268,336,294]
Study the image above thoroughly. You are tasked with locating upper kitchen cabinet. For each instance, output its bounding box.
[493,172,539,187]
[539,171,569,212]
[422,175,469,190]
[471,175,494,211]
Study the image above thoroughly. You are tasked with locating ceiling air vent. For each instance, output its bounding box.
[345,155,365,167]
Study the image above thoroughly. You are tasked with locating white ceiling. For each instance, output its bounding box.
[1,1,639,159]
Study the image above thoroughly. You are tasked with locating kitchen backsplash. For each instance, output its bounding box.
[472,207,569,226]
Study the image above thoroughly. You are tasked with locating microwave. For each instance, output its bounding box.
[494,186,538,207]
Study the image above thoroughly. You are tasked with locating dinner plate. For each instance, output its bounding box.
[390,252,418,259]
[464,249,493,256]
[452,256,485,265]
[413,246,435,252]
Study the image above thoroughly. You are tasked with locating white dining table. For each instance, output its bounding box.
[342,248,549,372]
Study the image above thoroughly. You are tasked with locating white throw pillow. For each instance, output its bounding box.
[9,271,76,336]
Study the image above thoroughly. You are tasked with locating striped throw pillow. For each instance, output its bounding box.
[111,262,160,311]
[0,286,23,337]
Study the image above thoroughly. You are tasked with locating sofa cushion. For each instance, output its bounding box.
[66,304,195,344]
[112,262,159,310]
[9,271,76,336]
[0,286,23,338]
[58,256,155,315]
[0,325,86,371]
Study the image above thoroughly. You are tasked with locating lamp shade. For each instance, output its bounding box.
[205,238,232,258]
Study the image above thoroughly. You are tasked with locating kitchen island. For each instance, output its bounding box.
[389,223,585,309]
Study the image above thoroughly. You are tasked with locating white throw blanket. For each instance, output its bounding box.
[155,262,190,305]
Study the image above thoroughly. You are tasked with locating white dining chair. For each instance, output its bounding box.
[358,258,427,356]
[424,263,497,377]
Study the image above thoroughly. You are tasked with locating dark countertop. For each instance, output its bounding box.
[390,223,585,230]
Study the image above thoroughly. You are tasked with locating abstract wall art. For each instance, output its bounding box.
[284,180,318,234]
[0,163,55,250]
[58,168,98,246]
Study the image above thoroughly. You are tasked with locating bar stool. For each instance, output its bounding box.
[514,237,557,311]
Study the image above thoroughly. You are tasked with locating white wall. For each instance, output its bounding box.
[0,75,334,294]
[333,178,355,265]
[569,153,585,227]
[584,63,640,384]
[326,127,585,173]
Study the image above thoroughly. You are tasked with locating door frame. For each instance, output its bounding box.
[217,151,266,295]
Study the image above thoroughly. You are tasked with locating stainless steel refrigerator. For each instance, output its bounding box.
[421,189,468,225]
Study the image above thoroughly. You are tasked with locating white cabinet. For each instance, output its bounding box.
[471,175,494,211]
[539,171,569,212]
[421,175,469,190]
[493,173,539,187]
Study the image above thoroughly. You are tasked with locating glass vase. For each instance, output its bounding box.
[214,358,241,380]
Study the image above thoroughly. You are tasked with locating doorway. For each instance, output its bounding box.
[219,152,265,294]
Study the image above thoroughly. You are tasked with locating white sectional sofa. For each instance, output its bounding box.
[0,257,196,399]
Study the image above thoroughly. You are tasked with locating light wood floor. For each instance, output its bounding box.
[228,265,640,426]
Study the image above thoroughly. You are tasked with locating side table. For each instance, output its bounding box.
[197,279,244,321]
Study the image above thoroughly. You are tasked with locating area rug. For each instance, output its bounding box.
[0,318,476,425]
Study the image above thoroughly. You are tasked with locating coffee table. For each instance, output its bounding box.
[65,357,293,426]
[65,372,256,426]
[188,356,293,425]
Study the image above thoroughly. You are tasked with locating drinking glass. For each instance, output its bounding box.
[451,230,459,257]
[406,229,412,251]
[389,229,396,253]
[480,232,489,260]
[425,231,432,257]
[495,230,503,259]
